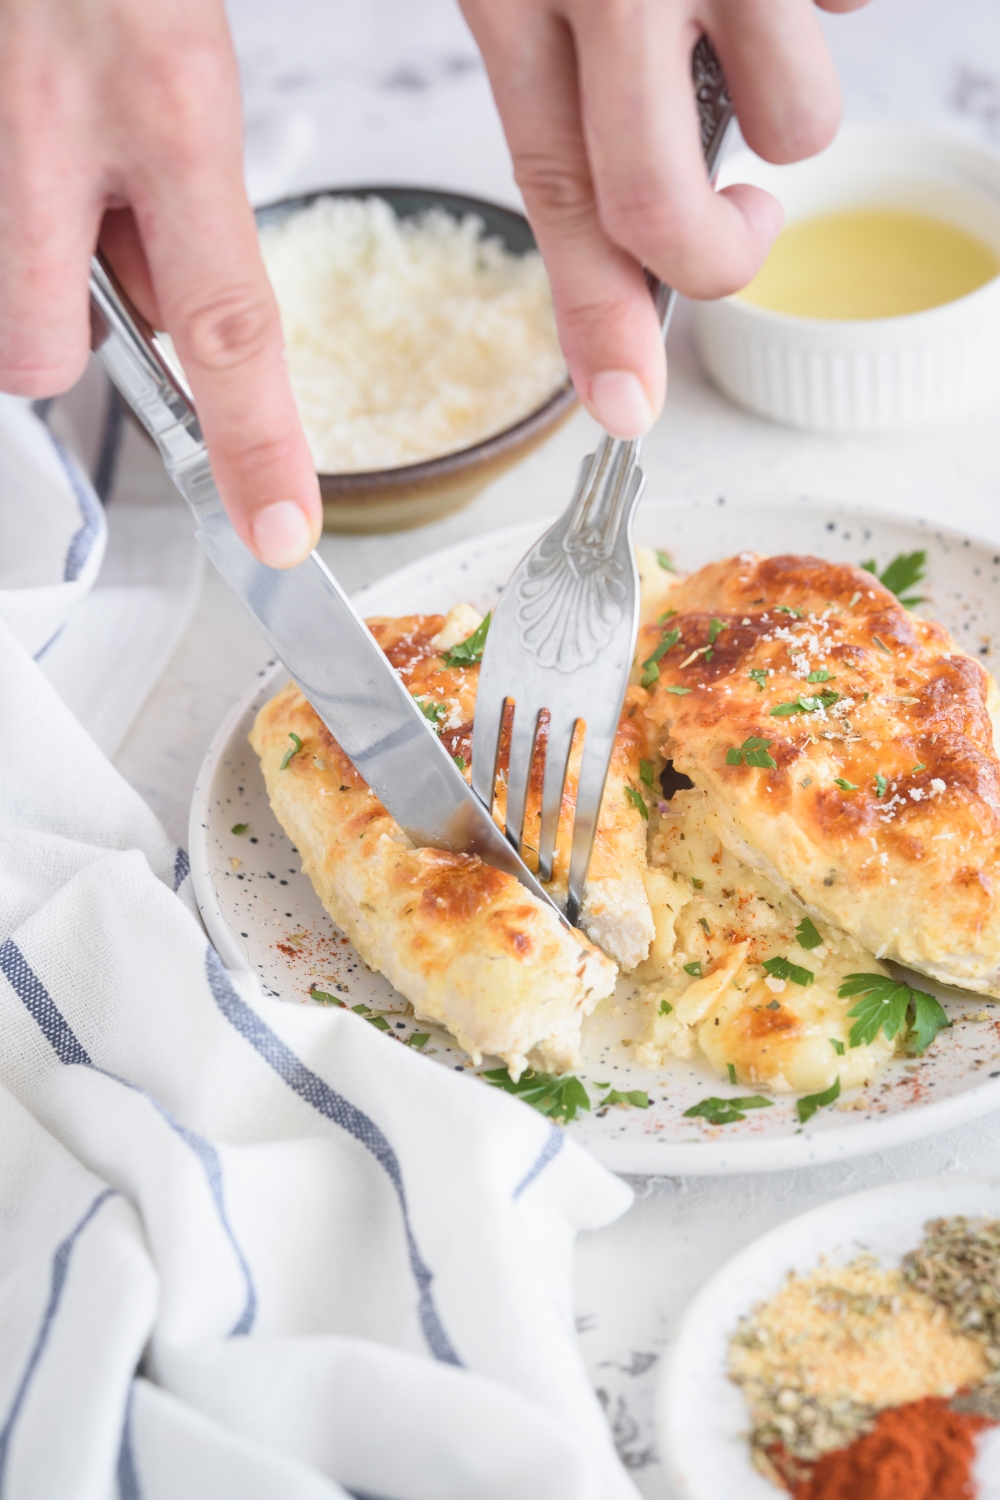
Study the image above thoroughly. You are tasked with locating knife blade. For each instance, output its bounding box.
[87,253,565,922]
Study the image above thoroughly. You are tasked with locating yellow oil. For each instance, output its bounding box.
[736,207,1000,320]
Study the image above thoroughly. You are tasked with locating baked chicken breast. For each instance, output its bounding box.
[250,603,655,1076]
[640,551,1000,998]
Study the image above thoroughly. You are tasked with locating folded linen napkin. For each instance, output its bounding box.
[0,415,636,1497]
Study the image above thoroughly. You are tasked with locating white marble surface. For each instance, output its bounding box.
[104,3,1000,1491]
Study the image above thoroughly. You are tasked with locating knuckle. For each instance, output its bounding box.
[514,152,595,228]
[600,187,688,264]
[179,288,279,373]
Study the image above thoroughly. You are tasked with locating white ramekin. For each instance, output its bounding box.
[694,124,1000,433]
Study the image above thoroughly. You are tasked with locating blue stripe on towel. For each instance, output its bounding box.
[45,432,103,584]
[0,1188,116,1495]
[116,1382,142,1500]
[173,848,191,893]
[513,1125,564,1200]
[0,939,256,1337]
[205,947,462,1367]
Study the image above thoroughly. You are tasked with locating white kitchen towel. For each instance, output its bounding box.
[0,617,635,1494]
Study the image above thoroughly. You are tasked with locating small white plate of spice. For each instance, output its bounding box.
[659,1174,1000,1500]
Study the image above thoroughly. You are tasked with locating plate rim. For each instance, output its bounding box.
[655,1169,1000,1499]
[189,494,1000,1175]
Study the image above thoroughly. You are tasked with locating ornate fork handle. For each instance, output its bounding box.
[514,36,733,668]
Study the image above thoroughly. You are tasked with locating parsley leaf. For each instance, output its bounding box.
[770,691,840,717]
[366,1015,392,1031]
[231,822,249,835]
[726,736,777,769]
[683,960,703,977]
[665,685,692,695]
[625,785,649,819]
[658,608,678,624]
[640,759,655,787]
[601,1088,650,1109]
[641,627,682,686]
[763,955,814,987]
[483,1067,591,1123]
[749,668,768,691]
[684,1095,773,1125]
[875,773,888,798]
[408,1032,431,1049]
[708,617,726,645]
[418,698,444,727]
[872,635,893,655]
[453,754,467,773]
[691,876,704,889]
[656,550,676,572]
[795,917,823,950]
[280,732,303,769]
[310,986,345,1007]
[659,999,673,1016]
[834,778,859,791]
[774,605,803,618]
[830,1038,846,1055]
[797,1076,841,1124]
[806,669,832,683]
[838,972,950,1053]
[727,1063,737,1085]
[442,613,491,668]
[862,550,927,608]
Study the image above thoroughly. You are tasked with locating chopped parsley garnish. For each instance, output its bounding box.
[726,736,776,769]
[875,773,888,798]
[838,973,950,1053]
[640,759,655,787]
[727,1063,737,1085]
[231,822,249,835]
[862,550,927,608]
[766,1000,781,1011]
[367,1015,392,1031]
[310,986,345,1007]
[280,732,303,769]
[763,955,814,987]
[659,999,673,1016]
[708,617,726,645]
[806,669,832,683]
[774,605,803,618]
[829,1038,846,1055]
[749,668,768,691]
[872,635,892,654]
[912,762,927,773]
[683,960,703,977]
[625,785,649,819]
[656,550,676,573]
[600,1086,650,1109]
[699,917,711,936]
[691,876,704,889]
[418,698,445,727]
[770,691,839,717]
[665,685,692,695]
[684,1095,773,1126]
[796,1076,841,1124]
[352,1003,371,1014]
[453,754,467,773]
[658,608,678,624]
[442,613,491,667]
[483,1067,590,1123]
[795,917,823,950]
[641,627,681,686]
[834,778,859,791]
[408,1033,430,1049]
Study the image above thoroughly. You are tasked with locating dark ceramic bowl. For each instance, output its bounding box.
[254,185,577,534]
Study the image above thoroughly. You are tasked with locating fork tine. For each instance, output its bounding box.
[504,703,539,856]
[565,727,617,927]
[537,712,576,884]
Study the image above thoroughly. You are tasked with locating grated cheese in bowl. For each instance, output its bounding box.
[259,195,568,474]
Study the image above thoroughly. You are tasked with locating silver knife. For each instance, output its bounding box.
[87,254,564,921]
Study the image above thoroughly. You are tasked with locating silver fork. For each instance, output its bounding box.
[472,36,733,926]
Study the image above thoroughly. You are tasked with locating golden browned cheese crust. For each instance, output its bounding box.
[249,606,658,1075]
[641,552,1000,994]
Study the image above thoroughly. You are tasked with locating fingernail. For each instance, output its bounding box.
[589,370,654,439]
[250,501,315,568]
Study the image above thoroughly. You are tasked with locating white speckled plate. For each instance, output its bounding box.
[190,495,1000,1174]
[657,1173,1000,1500]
